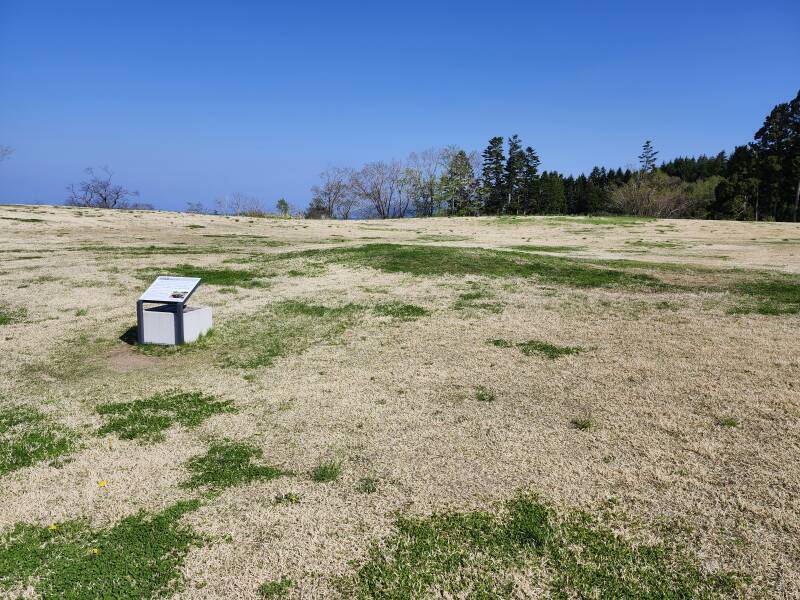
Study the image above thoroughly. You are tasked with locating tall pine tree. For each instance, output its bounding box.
[504,134,525,214]
[480,137,505,215]
[520,146,541,214]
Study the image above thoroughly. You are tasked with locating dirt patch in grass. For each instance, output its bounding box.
[0,500,200,599]
[96,390,236,443]
[0,406,76,476]
[107,344,159,373]
[337,493,746,599]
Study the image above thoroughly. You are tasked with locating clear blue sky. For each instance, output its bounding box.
[1,0,798,212]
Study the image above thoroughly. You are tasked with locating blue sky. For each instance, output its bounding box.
[1,1,798,212]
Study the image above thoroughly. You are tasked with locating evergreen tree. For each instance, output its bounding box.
[539,172,567,214]
[638,140,659,174]
[752,89,800,221]
[520,146,541,213]
[480,137,505,215]
[441,150,478,215]
[504,134,526,214]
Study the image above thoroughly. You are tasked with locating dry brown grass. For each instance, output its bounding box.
[1,205,799,598]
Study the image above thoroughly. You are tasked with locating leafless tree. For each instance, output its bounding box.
[0,145,13,162]
[310,166,356,219]
[404,148,449,216]
[214,192,266,216]
[65,166,141,209]
[350,160,409,218]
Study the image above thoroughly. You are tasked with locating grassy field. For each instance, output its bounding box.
[1,204,799,598]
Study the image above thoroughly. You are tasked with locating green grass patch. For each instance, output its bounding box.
[298,244,666,290]
[730,278,800,315]
[508,244,582,253]
[570,416,593,431]
[218,301,361,369]
[274,492,303,505]
[186,224,205,229]
[148,264,267,287]
[78,244,220,256]
[373,302,430,320]
[0,500,200,599]
[258,576,293,598]
[475,386,496,402]
[310,460,342,483]
[547,215,656,226]
[625,239,683,249]
[488,338,583,359]
[487,338,514,348]
[415,234,471,242]
[96,390,235,443]
[517,340,583,359]
[452,285,505,313]
[717,416,739,428]
[0,304,26,326]
[357,477,379,494]
[181,440,291,492]
[202,234,286,247]
[0,406,76,476]
[0,216,45,223]
[128,300,362,370]
[337,493,745,598]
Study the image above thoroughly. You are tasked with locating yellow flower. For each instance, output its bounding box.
[48,524,58,531]
[97,480,107,488]
[91,547,100,555]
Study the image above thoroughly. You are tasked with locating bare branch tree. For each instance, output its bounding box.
[310,166,355,219]
[214,192,265,216]
[65,166,141,209]
[350,160,407,219]
[0,145,13,162]
[404,148,448,216]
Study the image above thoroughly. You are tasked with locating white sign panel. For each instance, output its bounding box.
[139,276,201,303]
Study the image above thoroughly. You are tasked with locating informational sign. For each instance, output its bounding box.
[138,276,201,304]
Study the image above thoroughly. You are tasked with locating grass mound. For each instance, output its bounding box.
[96,390,235,443]
[181,440,291,492]
[338,494,745,598]
[0,500,200,599]
[0,406,75,476]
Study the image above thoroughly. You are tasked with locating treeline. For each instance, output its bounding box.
[306,89,800,221]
